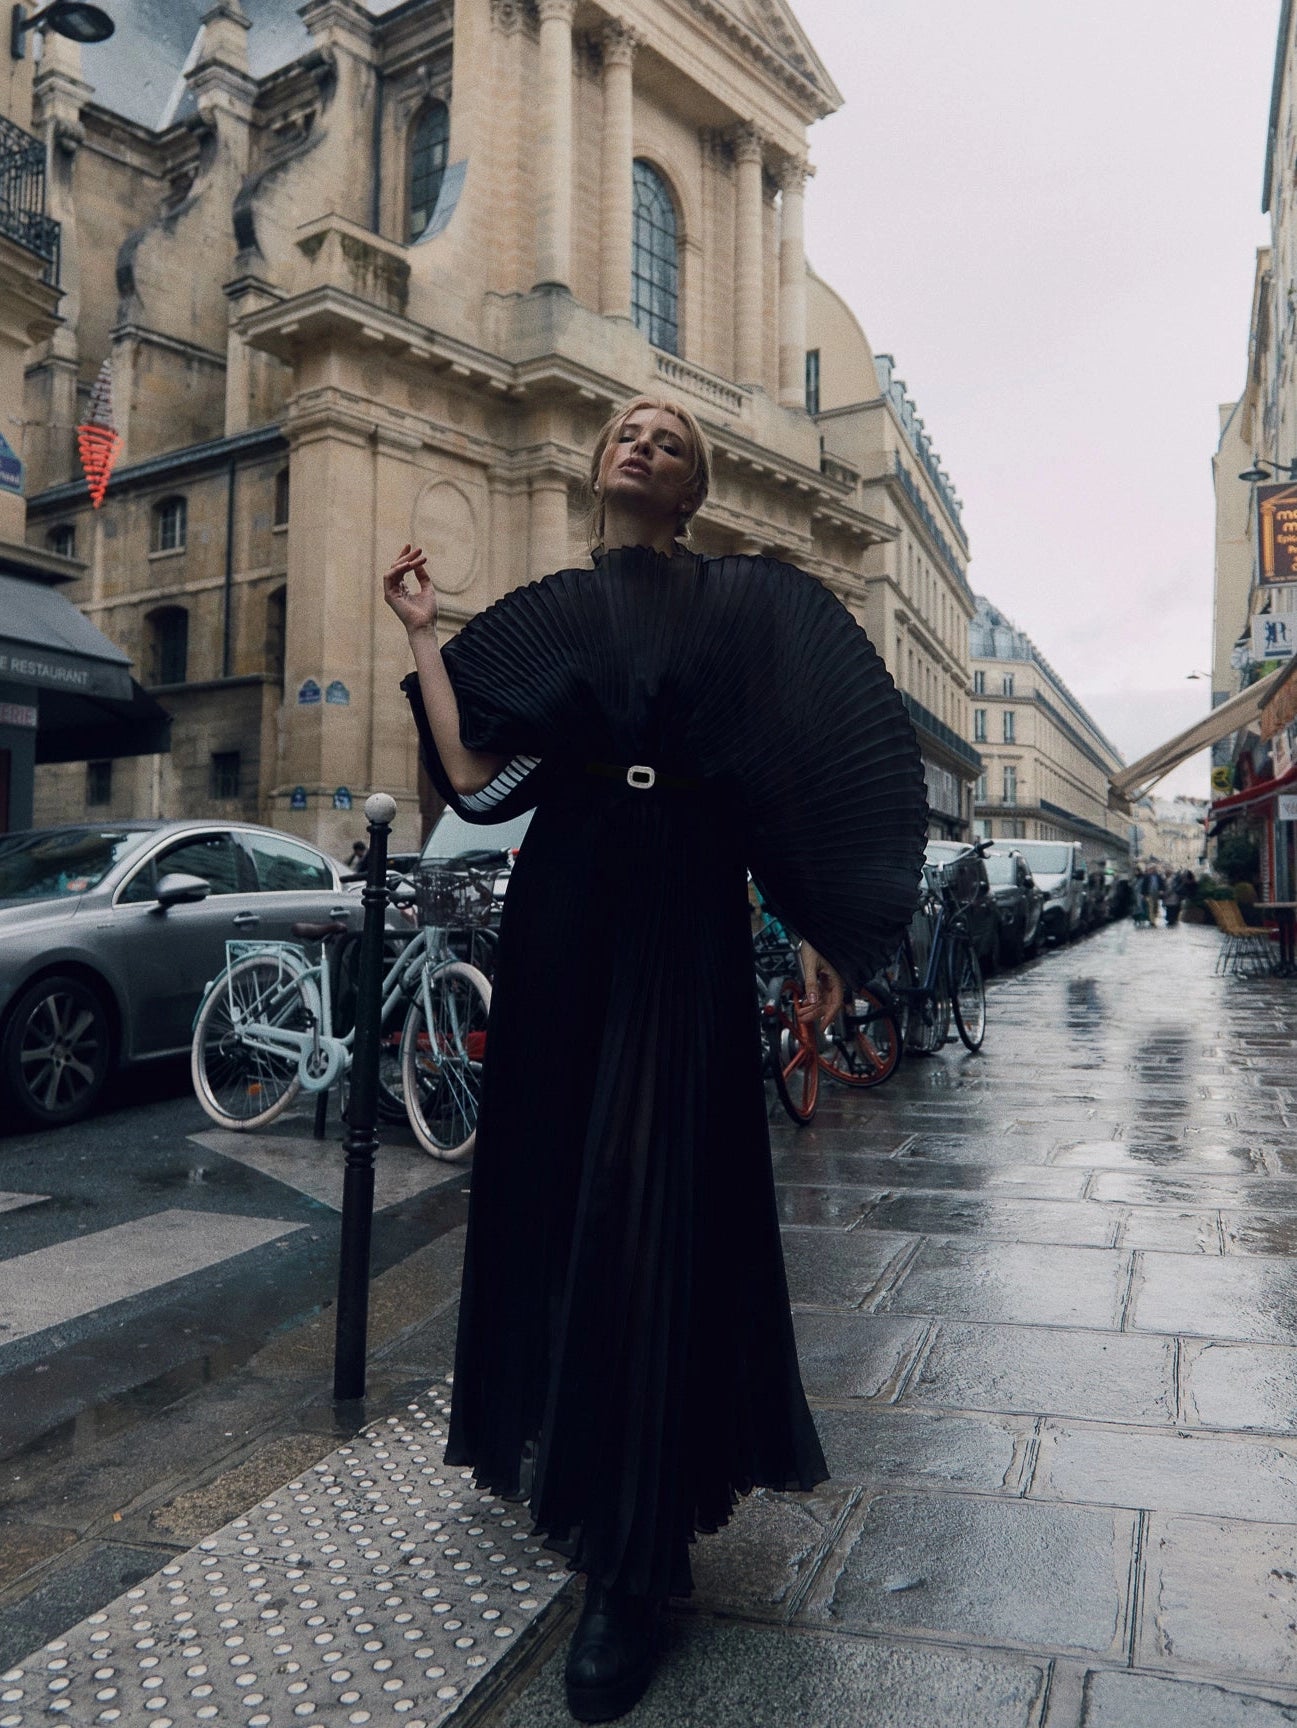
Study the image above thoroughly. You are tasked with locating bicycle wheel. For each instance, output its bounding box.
[191,954,314,1130]
[949,936,986,1051]
[818,987,901,1088]
[401,960,492,1160]
[767,975,819,1124]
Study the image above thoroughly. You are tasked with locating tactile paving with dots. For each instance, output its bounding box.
[0,1388,569,1727]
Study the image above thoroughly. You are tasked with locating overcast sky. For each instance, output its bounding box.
[791,0,1279,798]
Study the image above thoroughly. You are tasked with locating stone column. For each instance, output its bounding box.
[777,155,809,408]
[732,122,765,387]
[534,0,577,289]
[599,19,638,318]
[529,472,570,578]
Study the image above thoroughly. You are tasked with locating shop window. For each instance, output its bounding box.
[1003,709,1016,743]
[152,495,187,553]
[631,159,679,355]
[973,708,987,742]
[210,750,241,800]
[86,760,111,806]
[48,523,76,558]
[273,467,290,527]
[409,99,450,240]
[147,606,189,685]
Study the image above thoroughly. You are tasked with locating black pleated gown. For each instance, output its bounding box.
[402,548,927,1602]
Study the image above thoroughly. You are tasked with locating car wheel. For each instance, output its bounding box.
[2,973,113,1127]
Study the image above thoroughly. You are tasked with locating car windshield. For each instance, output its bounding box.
[1013,842,1072,875]
[0,827,153,903]
[983,854,1020,885]
[421,808,533,862]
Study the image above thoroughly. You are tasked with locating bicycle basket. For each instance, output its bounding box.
[924,855,981,907]
[415,862,497,929]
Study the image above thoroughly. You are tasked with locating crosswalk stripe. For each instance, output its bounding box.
[0,1192,48,1215]
[0,1209,307,1348]
[189,1129,460,1212]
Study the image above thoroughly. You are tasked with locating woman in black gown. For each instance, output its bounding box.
[385,395,926,1722]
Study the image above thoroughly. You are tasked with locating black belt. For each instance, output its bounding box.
[585,761,703,792]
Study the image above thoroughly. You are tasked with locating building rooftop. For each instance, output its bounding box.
[970,594,1124,764]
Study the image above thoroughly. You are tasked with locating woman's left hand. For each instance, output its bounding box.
[798,942,845,1028]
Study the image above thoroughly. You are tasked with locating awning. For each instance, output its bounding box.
[0,573,171,761]
[1108,666,1288,804]
[1208,759,1297,818]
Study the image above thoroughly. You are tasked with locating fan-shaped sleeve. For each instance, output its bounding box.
[709,559,928,985]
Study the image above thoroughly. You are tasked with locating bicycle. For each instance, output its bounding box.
[888,843,988,1054]
[817,982,902,1088]
[191,861,494,1159]
[753,907,819,1125]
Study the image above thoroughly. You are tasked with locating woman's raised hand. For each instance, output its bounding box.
[383,544,438,636]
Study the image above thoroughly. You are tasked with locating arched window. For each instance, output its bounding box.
[409,100,450,241]
[152,495,187,554]
[48,523,76,559]
[631,160,679,355]
[147,605,189,685]
[273,467,290,527]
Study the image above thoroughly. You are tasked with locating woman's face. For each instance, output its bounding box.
[599,408,698,527]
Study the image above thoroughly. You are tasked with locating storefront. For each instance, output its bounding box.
[0,570,170,832]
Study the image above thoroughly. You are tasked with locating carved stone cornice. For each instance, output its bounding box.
[489,0,538,35]
[601,17,640,68]
[731,122,765,166]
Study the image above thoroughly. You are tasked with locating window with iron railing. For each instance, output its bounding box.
[0,113,60,282]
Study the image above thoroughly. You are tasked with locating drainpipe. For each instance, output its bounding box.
[222,456,236,678]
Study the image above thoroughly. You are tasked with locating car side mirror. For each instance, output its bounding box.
[155,871,212,908]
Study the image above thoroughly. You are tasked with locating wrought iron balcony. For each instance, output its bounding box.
[0,113,60,284]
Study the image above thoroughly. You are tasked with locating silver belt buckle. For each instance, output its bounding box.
[626,764,656,790]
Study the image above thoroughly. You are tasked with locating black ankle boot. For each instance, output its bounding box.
[564,1580,659,1722]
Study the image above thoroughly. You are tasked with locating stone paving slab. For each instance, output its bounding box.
[1080,1670,1297,1726]
[1128,1252,1297,1343]
[813,1405,1030,1494]
[805,1491,1137,1658]
[902,1320,1178,1425]
[1181,1340,1297,1434]
[0,1387,567,1728]
[1030,1422,1297,1521]
[792,1310,927,1400]
[491,1619,1050,1728]
[865,1193,1122,1248]
[781,1228,914,1310]
[1138,1512,1297,1688]
[875,1240,1131,1330]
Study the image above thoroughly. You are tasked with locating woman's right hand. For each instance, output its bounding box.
[383,544,438,637]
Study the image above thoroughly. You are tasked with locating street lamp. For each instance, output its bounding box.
[1238,457,1297,483]
[10,1,114,58]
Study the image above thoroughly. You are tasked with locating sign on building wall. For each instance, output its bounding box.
[1257,483,1297,584]
[1278,793,1297,822]
[1252,614,1296,660]
[0,431,23,495]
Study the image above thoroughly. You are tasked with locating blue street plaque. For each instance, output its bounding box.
[297,678,321,705]
[325,679,351,705]
[333,786,352,811]
[290,785,308,810]
[0,431,24,495]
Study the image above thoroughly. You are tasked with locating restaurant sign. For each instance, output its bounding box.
[1257,483,1297,585]
[1252,614,1296,660]
[1278,793,1297,822]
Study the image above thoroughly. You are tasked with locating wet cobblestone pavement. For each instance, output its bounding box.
[6,921,1297,1726]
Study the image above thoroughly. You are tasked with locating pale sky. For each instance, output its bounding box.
[790,0,1279,797]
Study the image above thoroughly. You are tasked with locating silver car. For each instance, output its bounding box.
[0,821,362,1128]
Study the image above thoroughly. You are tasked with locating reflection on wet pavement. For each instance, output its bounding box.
[764,922,1297,1720]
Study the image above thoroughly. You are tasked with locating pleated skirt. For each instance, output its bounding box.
[444,776,827,1601]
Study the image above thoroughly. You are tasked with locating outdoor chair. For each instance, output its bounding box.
[1205,898,1280,976]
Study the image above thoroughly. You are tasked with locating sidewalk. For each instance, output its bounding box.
[5,920,1297,1726]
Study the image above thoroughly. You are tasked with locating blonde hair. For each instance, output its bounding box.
[585,394,713,551]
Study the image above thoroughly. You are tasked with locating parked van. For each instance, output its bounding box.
[992,839,1086,941]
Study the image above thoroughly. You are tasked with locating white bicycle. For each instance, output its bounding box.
[190,862,495,1160]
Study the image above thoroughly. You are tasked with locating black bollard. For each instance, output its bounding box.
[333,791,396,1403]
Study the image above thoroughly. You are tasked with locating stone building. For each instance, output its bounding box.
[23,0,977,852]
[969,597,1131,869]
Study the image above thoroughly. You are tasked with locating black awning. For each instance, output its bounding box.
[34,678,172,764]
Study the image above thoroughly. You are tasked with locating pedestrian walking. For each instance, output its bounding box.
[1139,861,1165,926]
[1165,868,1189,927]
[384,394,927,1723]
